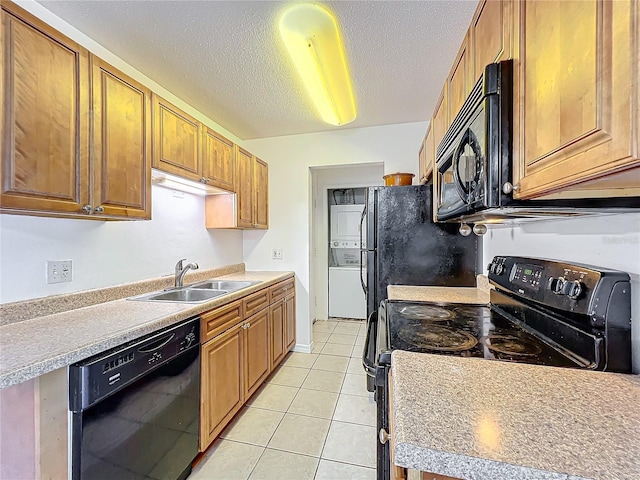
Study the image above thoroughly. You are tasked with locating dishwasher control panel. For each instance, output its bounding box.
[69,317,200,412]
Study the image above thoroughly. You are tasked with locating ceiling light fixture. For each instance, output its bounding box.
[279,3,356,126]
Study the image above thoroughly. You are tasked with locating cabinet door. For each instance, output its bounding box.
[243,309,270,399]
[253,157,269,229]
[235,147,254,228]
[471,0,512,82]
[513,0,639,199]
[269,301,286,370]
[418,140,427,185]
[91,57,151,219]
[431,86,448,156]
[202,127,235,192]
[447,32,472,125]
[152,95,201,182]
[424,127,435,183]
[0,3,89,215]
[200,324,243,450]
[284,293,296,353]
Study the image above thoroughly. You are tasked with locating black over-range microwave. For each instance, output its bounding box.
[435,60,638,224]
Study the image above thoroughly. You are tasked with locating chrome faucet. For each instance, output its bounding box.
[174,259,199,287]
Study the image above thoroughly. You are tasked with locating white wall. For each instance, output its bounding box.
[311,164,385,321]
[244,122,427,351]
[483,213,640,373]
[0,187,243,303]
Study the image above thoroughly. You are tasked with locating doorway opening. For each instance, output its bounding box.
[309,163,383,328]
[328,188,366,320]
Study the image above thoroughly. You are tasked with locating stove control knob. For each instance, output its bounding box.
[548,277,565,294]
[495,264,505,275]
[565,280,584,300]
[379,428,390,444]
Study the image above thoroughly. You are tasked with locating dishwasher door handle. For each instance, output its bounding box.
[138,333,175,352]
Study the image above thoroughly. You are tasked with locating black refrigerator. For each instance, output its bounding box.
[360,184,480,318]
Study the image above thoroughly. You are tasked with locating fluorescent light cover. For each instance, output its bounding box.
[151,170,227,196]
[279,4,356,126]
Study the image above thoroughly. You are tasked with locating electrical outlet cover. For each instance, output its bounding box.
[47,260,73,284]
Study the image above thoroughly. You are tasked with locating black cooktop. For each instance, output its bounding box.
[385,301,583,368]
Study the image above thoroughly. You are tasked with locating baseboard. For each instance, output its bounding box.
[292,343,312,354]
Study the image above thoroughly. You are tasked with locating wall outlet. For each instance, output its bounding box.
[47,260,73,284]
[272,249,283,260]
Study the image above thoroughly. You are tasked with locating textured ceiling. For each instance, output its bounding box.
[37,1,477,140]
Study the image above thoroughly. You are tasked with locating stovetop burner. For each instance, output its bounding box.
[455,306,492,318]
[397,305,453,321]
[480,335,543,356]
[383,300,586,368]
[398,325,477,352]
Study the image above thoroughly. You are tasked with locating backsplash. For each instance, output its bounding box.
[0,186,243,304]
[0,264,244,326]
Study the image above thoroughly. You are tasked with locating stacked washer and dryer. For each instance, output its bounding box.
[329,204,366,319]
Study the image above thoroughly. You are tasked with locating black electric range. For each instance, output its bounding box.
[363,256,632,480]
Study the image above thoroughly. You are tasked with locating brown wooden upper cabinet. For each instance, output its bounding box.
[418,128,434,184]
[253,157,269,229]
[421,0,638,210]
[447,32,473,125]
[512,0,639,199]
[431,85,449,155]
[470,0,512,82]
[152,95,202,182]
[202,127,235,191]
[91,57,152,219]
[236,147,255,228]
[205,148,268,229]
[0,3,150,219]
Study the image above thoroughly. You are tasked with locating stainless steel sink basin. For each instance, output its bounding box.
[130,288,228,303]
[189,280,261,292]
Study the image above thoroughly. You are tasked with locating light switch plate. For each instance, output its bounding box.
[47,260,73,284]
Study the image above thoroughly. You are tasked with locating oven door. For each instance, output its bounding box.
[436,103,487,222]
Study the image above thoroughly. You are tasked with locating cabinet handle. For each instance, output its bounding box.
[199,177,207,183]
[82,204,93,214]
[379,428,390,444]
[205,178,211,184]
[94,206,104,214]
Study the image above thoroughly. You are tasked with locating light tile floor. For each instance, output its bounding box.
[190,319,376,480]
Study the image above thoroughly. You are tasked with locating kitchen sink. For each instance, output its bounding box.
[189,280,261,291]
[130,288,228,303]
[128,279,261,303]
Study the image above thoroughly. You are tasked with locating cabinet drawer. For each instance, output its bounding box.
[269,278,295,304]
[201,300,243,343]
[243,288,270,318]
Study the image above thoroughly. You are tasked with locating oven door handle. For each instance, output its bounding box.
[362,310,378,376]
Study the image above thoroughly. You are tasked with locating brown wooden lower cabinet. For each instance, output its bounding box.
[199,277,296,452]
[269,300,286,370]
[284,293,296,352]
[243,309,270,398]
[200,323,244,451]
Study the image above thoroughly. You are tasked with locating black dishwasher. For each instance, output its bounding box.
[69,317,200,480]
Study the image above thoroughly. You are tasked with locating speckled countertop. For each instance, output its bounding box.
[391,351,640,480]
[0,270,293,389]
[387,274,491,305]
